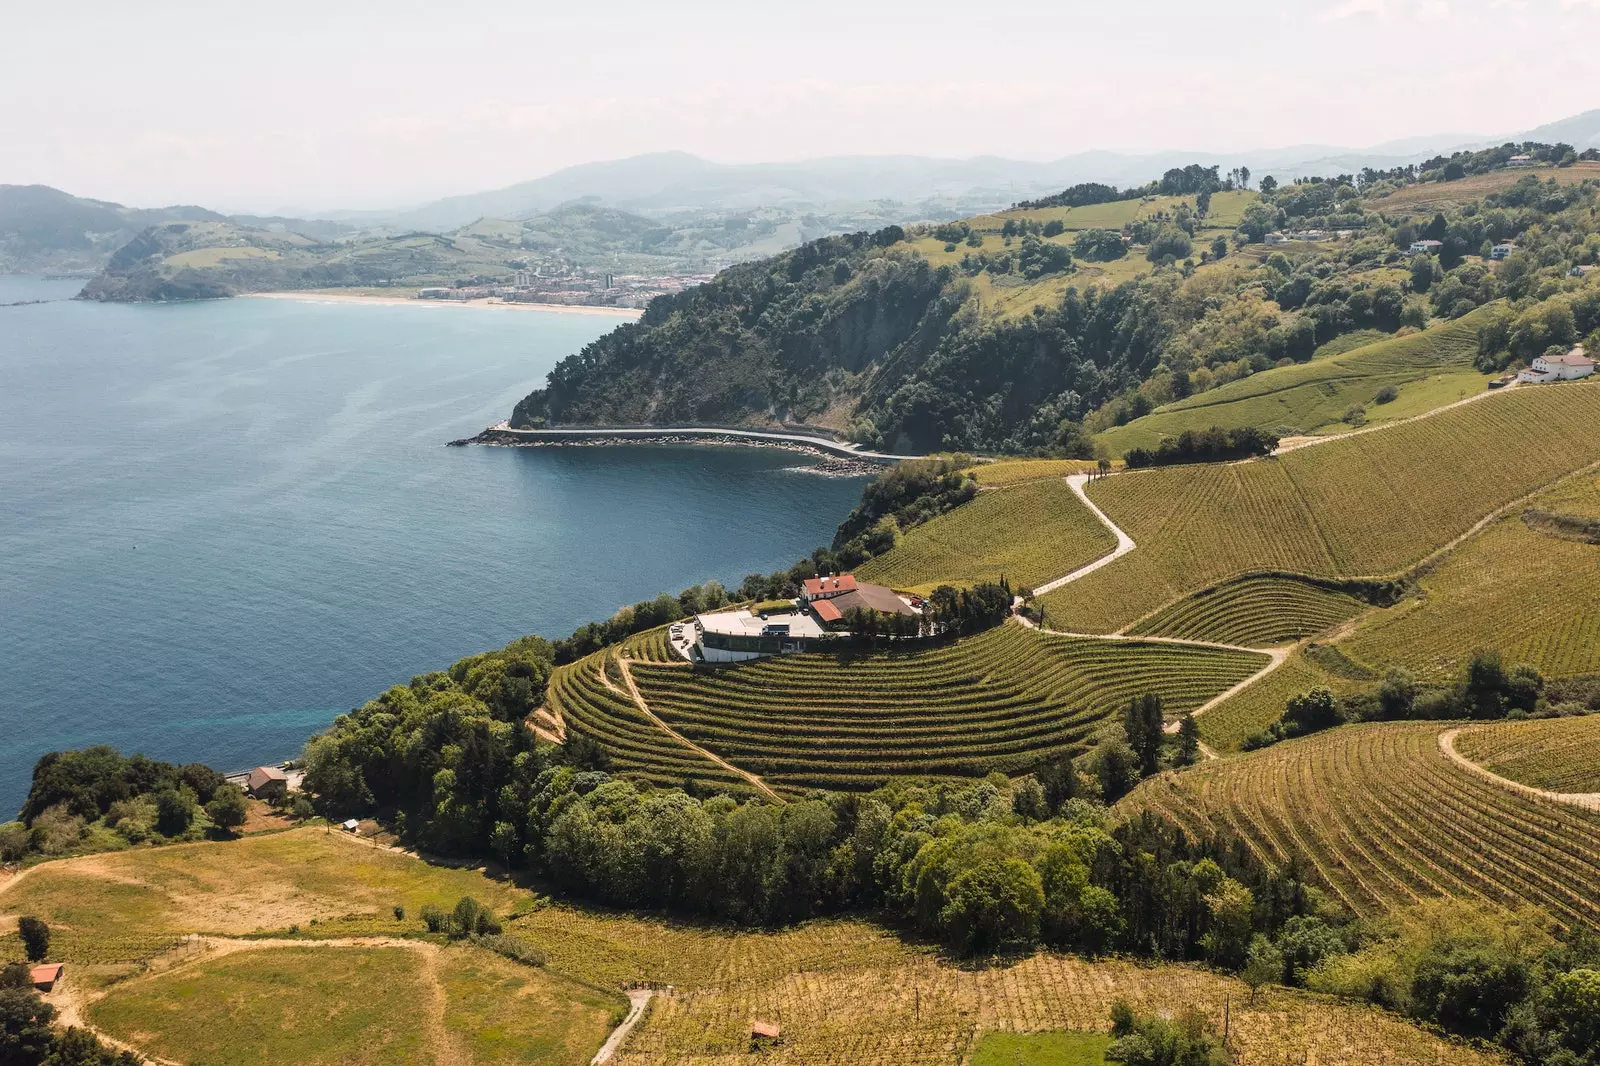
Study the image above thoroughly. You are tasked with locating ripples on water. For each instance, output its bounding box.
[0,280,868,813]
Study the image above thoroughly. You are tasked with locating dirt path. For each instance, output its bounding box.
[1273,383,1516,455]
[1031,474,1136,596]
[1438,727,1600,812]
[591,988,655,1064]
[1166,645,1294,739]
[614,656,783,803]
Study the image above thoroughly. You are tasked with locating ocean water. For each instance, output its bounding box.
[0,280,868,816]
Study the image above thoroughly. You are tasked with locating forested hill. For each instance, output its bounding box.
[511,223,1179,454]
[516,225,1159,453]
[512,150,1600,455]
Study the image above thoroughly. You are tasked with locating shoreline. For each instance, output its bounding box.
[244,291,643,318]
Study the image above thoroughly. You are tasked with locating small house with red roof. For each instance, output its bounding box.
[30,964,63,992]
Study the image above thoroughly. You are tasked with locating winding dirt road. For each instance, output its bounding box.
[1438,727,1600,812]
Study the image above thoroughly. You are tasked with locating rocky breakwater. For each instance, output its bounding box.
[448,426,887,477]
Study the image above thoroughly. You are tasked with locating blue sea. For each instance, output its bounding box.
[0,279,868,816]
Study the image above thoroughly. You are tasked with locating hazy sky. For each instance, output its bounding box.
[6,0,1598,212]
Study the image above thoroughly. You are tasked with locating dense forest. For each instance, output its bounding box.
[511,148,1600,456]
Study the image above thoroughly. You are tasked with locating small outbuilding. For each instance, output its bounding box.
[30,964,63,992]
[341,818,360,833]
[750,1020,782,1047]
[246,765,289,801]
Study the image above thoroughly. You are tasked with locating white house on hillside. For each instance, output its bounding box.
[1409,239,1444,256]
[1517,346,1596,383]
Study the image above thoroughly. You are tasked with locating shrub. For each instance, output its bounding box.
[154,788,195,836]
[420,905,447,933]
[204,784,248,833]
[476,933,546,967]
[1374,384,1399,404]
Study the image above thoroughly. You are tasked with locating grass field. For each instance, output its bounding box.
[1121,721,1600,928]
[0,828,530,961]
[856,477,1117,594]
[1095,309,1495,456]
[968,1031,1111,1066]
[1340,472,1600,682]
[0,827,1503,1066]
[625,623,1267,792]
[1367,162,1600,212]
[1190,649,1356,752]
[91,945,437,1065]
[1455,716,1600,794]
[969,458,1101,487]
[1127,574,1368,647]
[1038,381,1600,634]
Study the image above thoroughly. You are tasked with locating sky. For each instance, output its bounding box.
[5,0,1599,213]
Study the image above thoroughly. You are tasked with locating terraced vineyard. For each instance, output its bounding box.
[1190,649,1355,752]
[969,458,1099,487]
[857,476,1117,594]
[1095,309,1495,456]
[1342,474,1600,682]
[628,623,1268,793]
[1455,716,1600,794]
[1128,574,1367,647]
[1121,721,1600,928]
[544,650,754,794]
[1040,382,1600,634]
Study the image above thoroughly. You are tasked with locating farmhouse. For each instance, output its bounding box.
[801,574,857,601]
[1508,154,1534,166]
[1517,347,1596,383]
[246,765,288,801]
[1491,242,1517,260]
[1263,232,1289,245]
[1408,239,1444,255]
[694,606,829,662]
[30,963,63,992]
[694,574,920,661]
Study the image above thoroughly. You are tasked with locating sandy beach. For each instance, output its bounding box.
[245,291,642,318]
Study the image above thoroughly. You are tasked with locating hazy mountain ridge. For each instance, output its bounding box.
[352,109,1600,232]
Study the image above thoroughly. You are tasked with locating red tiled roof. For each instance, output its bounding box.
[802,574,857,597]
[30,963,63,989]
[751,1020,782,1039]
[811,598,843,623]
[831,584,918,616]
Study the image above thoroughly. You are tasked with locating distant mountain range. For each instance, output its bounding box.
[318,109,1600,232]
[7,108,1599,277]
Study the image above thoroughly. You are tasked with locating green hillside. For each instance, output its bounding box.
[626,622,1267,793]
[1339,469,1600,682]
[1037,381,1600,633]
[509,161,1600,454]
[1095,308,1498,455]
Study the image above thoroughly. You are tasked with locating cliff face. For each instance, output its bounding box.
[512,229,949,436]
[507,225,1173,454]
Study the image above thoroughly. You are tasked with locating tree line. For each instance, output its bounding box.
[1241,646,1596,751]
[1123,427,1279,468]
